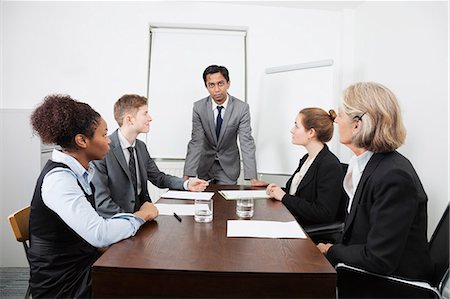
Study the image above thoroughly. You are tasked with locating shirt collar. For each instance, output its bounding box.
[51,149,95,182]
[354,150,374,174]
[118,128,136,150]
[211,94,229,111]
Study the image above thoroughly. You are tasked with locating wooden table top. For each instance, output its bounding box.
[93,184,335,275]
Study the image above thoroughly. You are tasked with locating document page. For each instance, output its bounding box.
[227,220,306,239]
[155,203,196,215]
[160,190,214,200]
[219,190,270,200]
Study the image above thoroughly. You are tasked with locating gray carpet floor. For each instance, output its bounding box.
[0,267,29,299]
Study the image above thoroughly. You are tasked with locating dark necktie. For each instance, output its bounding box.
[127,147,138,198]
[216,106,224,139]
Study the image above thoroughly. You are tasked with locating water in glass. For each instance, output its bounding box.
[236,198,254,218]
[194,199,213,222]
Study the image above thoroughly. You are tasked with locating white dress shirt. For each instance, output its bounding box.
[211,95,229,125]
[289,155,317,195]
[344,150,374,213]
[118,129,142,194]
[41,149,144,248]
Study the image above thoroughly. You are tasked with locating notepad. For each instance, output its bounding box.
[227,220,306,239]
[160,190,214,200]
[218,190,270,200]
[154,204,196,215]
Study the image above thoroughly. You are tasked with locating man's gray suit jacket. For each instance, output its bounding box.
[92,129,185,218]
[183,95,257,181]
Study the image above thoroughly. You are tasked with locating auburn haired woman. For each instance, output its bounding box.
[266,107,345,227]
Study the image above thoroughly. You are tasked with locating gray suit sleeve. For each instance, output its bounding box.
[184,104,204,177]
[238,104,257,179]
[143,147,185,190]
[92,159,126,218]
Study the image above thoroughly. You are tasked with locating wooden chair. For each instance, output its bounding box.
[8,206,31,299]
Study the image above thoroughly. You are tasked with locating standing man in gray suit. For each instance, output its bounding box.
[93,94,209,218]
[183,65,266,185]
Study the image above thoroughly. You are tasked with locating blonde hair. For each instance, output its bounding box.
[114,94,147,126]
[300,107,336,143]
[342,82,406,152]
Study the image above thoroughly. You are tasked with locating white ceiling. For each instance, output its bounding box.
[217,1,364,11]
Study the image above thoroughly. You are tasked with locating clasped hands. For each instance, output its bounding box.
[265,183,286,201]
[266,184,286,201]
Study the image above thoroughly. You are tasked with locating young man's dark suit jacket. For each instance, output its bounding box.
[326,151,433,282]
[92,129,184,218]
[282,144,345,227]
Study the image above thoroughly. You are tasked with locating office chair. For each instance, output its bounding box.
[304,163,349,244]
[8,206,31,299]
[336,204,449,299]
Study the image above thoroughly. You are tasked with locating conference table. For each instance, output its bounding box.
[92,185,336,298]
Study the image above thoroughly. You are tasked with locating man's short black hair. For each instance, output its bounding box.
[203,65,230,85]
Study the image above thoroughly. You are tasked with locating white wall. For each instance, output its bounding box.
[0,109,41,267]
[0,0,4,265]
[1,1,447,267]
[352,1,449,236]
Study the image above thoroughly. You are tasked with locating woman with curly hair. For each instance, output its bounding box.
[28,95,158,298]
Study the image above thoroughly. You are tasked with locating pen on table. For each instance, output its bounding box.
[173,212,182,223]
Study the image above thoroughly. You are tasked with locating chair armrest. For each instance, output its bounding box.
[303,221,344,244]
[304,221,344,234]
[336,263,440,298]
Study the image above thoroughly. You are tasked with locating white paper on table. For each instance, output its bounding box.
[219,190,270,200]
[160,190,214,200]
[154,204,196,215]
[227,220,306,239]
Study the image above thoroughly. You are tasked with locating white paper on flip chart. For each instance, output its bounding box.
[227,220,306,239]
[219,190,270,200]
[154,204,196,215]
[160,190,214,200]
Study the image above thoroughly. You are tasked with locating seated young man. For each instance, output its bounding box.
[92,94,208,218]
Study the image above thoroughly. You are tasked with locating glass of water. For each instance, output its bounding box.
[194,198,213,223]
[236,198,254,219]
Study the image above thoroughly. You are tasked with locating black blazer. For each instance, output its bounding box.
[282,144,345,226]
[327,151,433,282]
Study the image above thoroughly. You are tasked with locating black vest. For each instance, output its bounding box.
[28,160,99,298]
[30,160,96,244]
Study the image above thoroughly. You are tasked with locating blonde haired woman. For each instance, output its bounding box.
[317,82,433,283]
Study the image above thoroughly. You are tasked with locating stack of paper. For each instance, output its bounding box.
[219,190,270,200]
[227,220,306,239]
[154,203,196,216]
[160,190,214,200]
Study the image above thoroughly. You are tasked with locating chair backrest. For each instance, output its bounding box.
[429,204,449,288]
[8,206,31,243]
[8,206,32,299]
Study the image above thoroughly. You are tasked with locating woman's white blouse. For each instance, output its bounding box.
[289,156,317,195]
